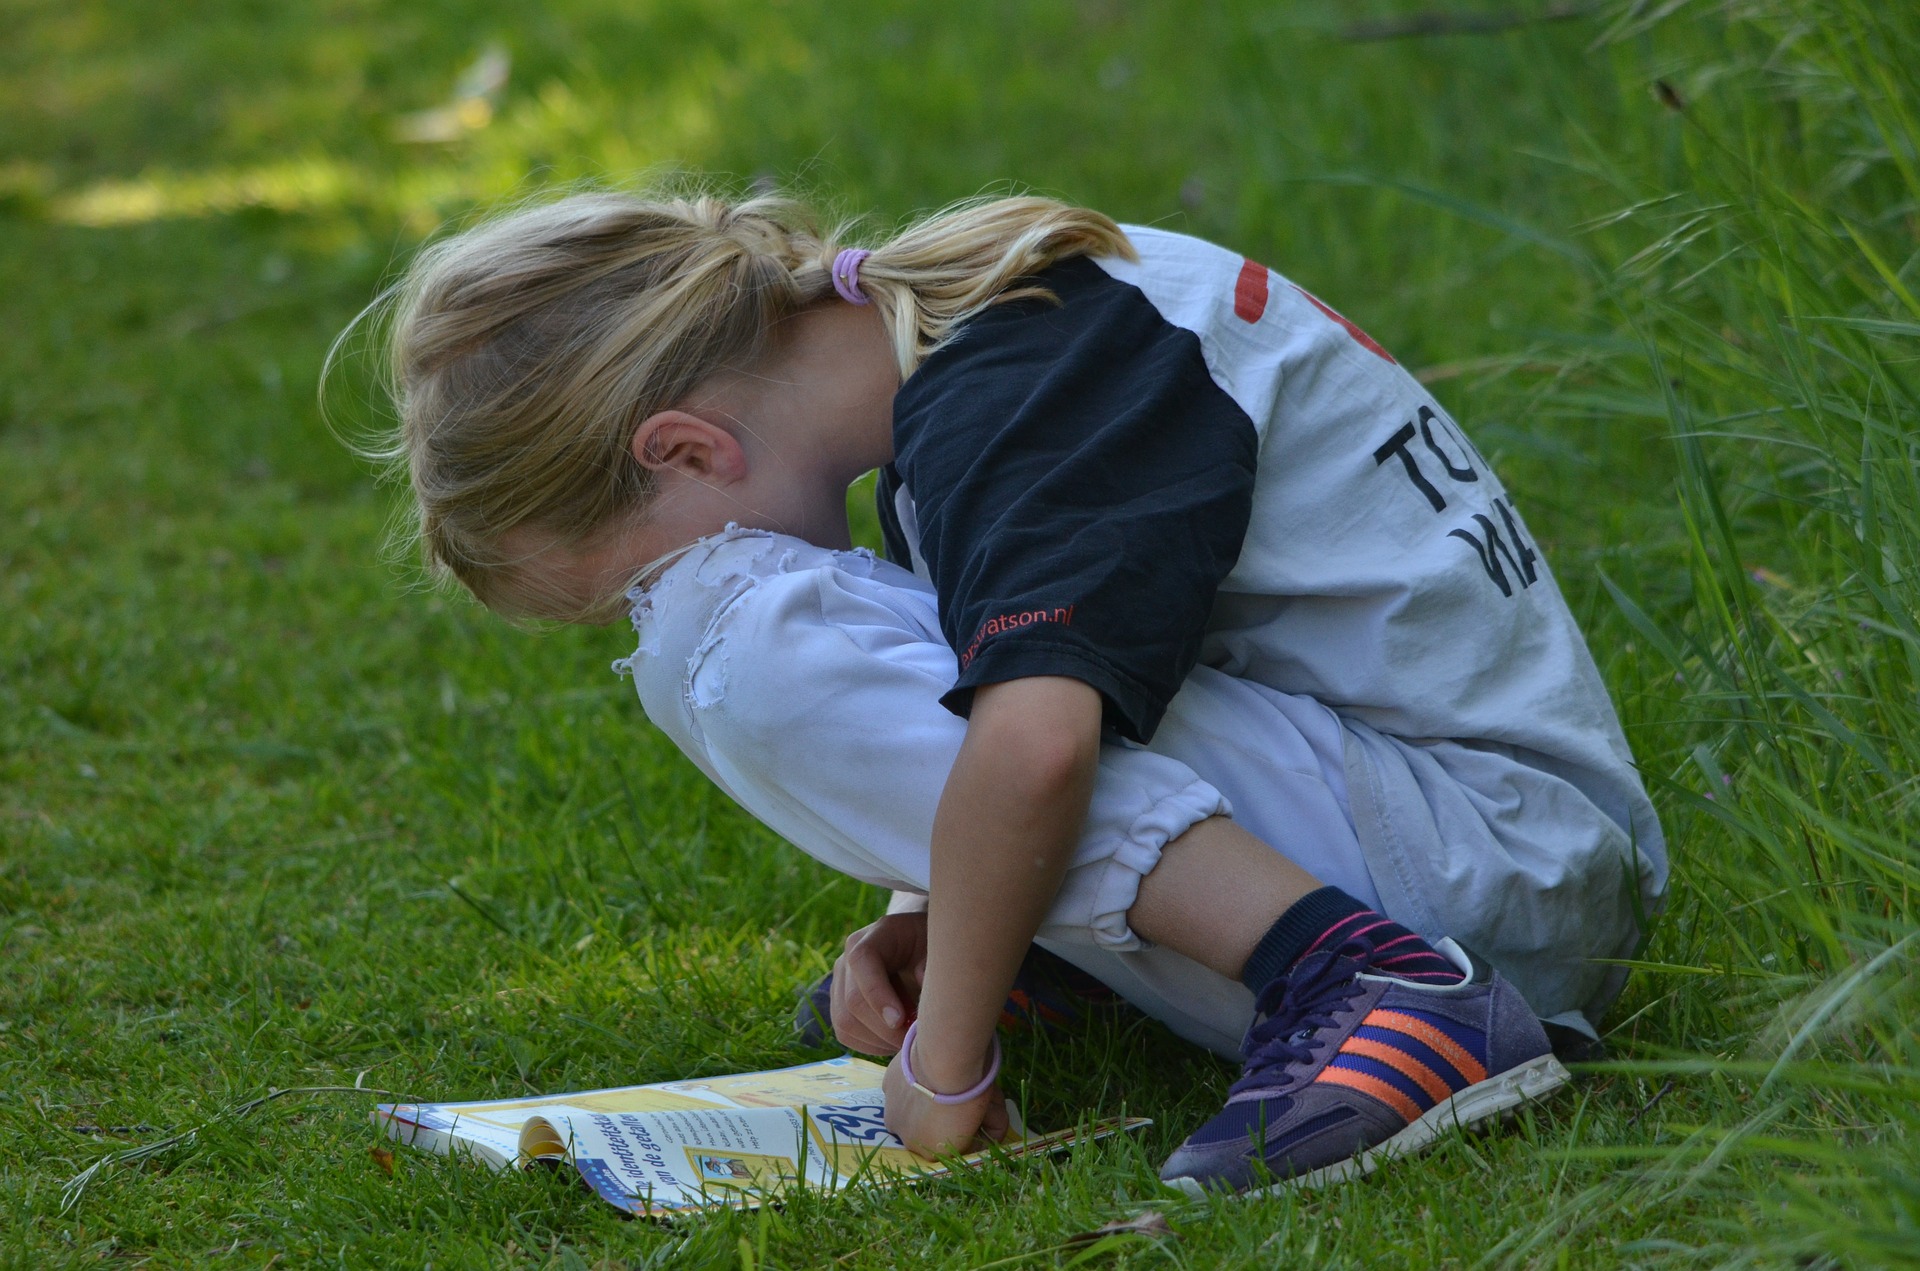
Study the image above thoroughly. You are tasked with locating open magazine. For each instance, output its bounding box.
[375,1056,1147,1216]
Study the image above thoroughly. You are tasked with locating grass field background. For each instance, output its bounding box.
[3,0,1916,1266]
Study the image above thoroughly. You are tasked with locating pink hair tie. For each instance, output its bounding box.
[899,1020,1001,1105]
[831,247,872,306]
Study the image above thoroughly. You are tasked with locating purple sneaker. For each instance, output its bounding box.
[793,944,1127,1047]
[1160,936,1570,1195]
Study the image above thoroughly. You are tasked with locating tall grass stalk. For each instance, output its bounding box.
[1537,0,1920,1261]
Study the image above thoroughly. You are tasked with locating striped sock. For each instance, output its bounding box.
[1238,886,1465,992]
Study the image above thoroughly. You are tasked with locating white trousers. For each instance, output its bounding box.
[619,531,1383,1058]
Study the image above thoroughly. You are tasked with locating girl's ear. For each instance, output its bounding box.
[630,410,749,485]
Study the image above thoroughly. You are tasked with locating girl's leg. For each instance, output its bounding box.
[1034,812,1324,1058]
[626,538,1253,959]
[1132,815,1323,980]
[1022,662,1388,1056]
[627,536,1399,1051]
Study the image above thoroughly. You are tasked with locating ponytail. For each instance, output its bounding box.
[338,181,1134,617]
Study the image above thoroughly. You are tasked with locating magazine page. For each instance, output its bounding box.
[375,1056,889,1166]
[523,1102,890,1214]
[376,1056,1149,1215]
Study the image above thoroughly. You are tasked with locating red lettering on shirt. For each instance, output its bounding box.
[959,605,1075,670]
[1291,285,1395,363]
[1233,258,1269,323]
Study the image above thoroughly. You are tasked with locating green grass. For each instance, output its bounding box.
[4,0,1916,1266]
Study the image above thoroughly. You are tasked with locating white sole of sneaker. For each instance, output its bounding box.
[1165,1052,1573,1199]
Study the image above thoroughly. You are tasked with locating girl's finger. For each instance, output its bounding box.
[844,940,908,1037]
[976,1089,1012,1144]
[828,958,880,1053]
[830,945,902,1054]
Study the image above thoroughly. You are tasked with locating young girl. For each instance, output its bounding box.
[363,186,1666,1194]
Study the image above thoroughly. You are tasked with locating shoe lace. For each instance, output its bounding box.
[1229,938,1373,1099]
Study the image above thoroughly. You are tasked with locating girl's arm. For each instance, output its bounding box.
[885,674,1104,1154]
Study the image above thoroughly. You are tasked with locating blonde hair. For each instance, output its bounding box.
[341,184,1135,619]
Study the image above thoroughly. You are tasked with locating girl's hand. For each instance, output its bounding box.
[881,1046,1011,1159]
[829,911,929,1055]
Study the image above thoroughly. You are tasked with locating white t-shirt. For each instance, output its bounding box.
[876,226,1667,1028]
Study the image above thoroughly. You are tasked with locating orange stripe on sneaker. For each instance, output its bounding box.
[1340,1036,1455,1104]
[1315,1066,1423,1123]
[1366,1010,1489,1084]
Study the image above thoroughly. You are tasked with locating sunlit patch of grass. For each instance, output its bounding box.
[53,158,365,227]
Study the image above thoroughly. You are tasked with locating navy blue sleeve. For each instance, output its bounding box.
[891,257,1258,743]
[874,464,915,570]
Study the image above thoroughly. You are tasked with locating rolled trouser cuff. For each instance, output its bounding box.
[1039,775,1229,951]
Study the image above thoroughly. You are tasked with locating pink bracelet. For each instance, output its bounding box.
[899,1021,1002,1105]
